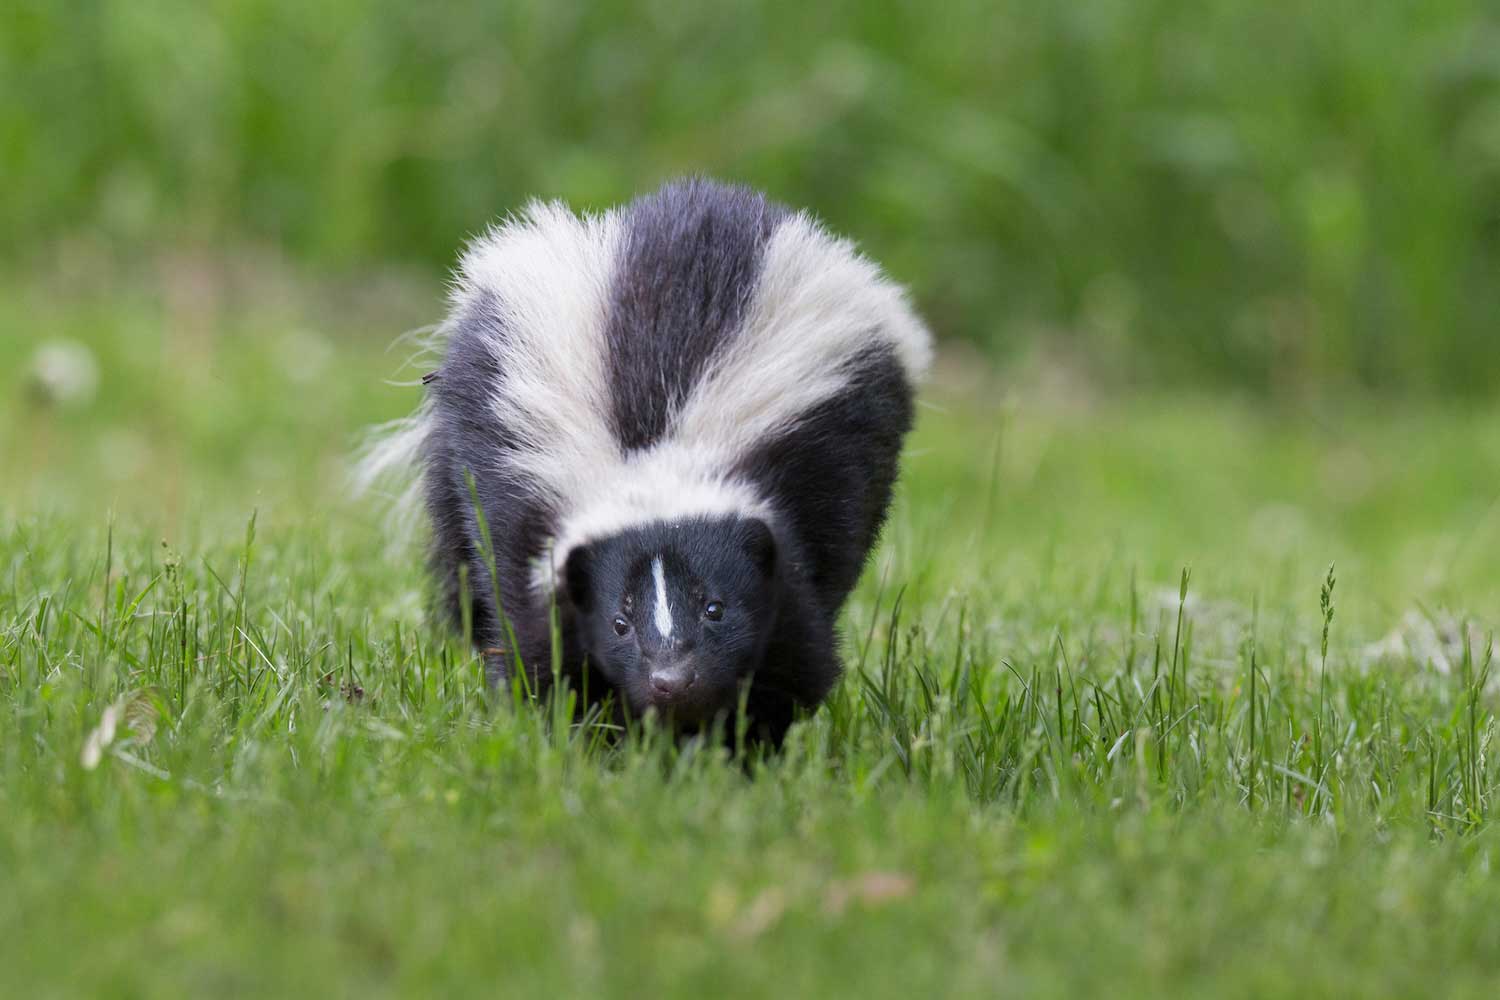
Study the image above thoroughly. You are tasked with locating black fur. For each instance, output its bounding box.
[733,343,913,614]
[423,290,568,681]
[604,179,785,451]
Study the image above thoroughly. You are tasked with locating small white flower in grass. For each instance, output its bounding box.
[81,700,123,771]
[28,340,100,407]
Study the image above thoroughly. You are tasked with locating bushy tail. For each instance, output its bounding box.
[350,325,445,541]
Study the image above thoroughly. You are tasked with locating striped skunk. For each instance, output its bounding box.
[363,178,931,745]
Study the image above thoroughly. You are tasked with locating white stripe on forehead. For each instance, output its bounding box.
[651,557,674,639]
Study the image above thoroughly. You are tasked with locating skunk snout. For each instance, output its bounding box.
[648,663,696,699]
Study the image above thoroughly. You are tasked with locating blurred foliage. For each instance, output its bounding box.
[4,0,1500,394]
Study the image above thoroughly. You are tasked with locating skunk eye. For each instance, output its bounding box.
[703,601,725,621]
[612,616,631,637]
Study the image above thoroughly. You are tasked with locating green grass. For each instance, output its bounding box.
[4,284,1500,997]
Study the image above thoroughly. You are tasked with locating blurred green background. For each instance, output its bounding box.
[5,0,1500,394]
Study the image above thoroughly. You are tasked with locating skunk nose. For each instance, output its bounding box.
[649,665,695,699]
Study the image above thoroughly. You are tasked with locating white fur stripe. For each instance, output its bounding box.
[456,201,624,504]
[651,558,673,638]
[670,211,932,459]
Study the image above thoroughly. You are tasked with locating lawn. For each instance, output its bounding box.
[3,281,1500,997]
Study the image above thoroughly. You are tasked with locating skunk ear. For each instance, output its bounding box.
[563,544,594,612]
[741,518,777,577]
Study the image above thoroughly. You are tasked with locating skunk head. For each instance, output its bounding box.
[562,516,779,725]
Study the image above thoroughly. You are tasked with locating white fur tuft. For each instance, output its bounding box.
[351,324,448,538]
[351,412,432,542]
